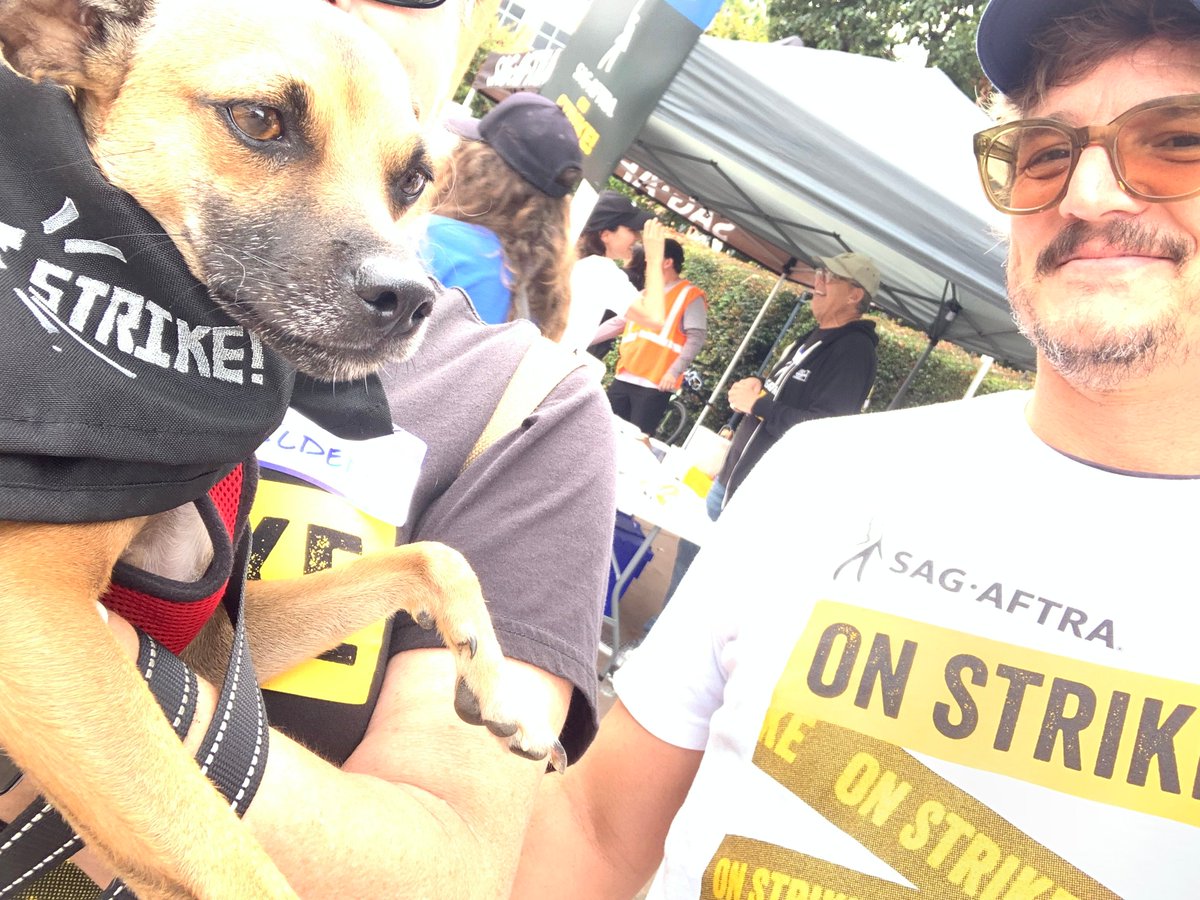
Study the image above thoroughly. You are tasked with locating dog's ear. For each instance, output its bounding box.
[0,0,150,93]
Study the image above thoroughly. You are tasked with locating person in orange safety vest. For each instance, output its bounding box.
[600,238,707,435]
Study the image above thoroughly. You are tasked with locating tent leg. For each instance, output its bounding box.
[685,268,793,447]
[887,336,937,410]
[963,355,994,399]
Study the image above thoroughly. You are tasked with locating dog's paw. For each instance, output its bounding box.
[454,679,567,773]
[402,542,566,772]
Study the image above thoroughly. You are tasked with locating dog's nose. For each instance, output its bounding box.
[354,257,435,334]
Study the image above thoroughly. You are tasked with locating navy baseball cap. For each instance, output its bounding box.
[977,0,1200,94]
[582,190,654,233]
[449,93,582,198]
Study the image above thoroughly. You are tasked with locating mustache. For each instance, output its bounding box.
[1035,220,1192,276]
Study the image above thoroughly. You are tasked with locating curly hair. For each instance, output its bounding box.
[430,140,573,340]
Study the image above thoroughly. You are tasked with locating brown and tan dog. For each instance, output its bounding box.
[0,0,561,897]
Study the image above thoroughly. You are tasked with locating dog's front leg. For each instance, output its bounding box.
[0,519,298,899]
[187,541,566,770]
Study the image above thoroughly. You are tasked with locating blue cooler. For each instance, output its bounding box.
[606,511,654,616]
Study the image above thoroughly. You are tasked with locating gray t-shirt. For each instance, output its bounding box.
[264,289,615,765]
[382,292,615,761]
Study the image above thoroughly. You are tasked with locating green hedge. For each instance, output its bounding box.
[601,237,1033,432]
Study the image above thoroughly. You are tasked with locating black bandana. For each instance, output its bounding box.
[0,67,294,523]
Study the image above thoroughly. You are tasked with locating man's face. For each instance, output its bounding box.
[1007,40,1200,390]
[810,269,856,325]
[331,0,465,121]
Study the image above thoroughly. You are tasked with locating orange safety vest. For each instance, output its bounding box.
[616,279,705,388]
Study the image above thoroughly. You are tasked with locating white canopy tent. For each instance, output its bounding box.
[626,37,1029,350]
[474,36,1033,392]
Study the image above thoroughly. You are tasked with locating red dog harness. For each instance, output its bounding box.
[100,464,247,653]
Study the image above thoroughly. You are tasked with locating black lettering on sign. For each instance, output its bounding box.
[248,516,288,580]
[1034,678,1097,770]
[1128,699,1195,794]
[807,623,862,699]
[305,525,363,574]
[933,654,987,740]
[855,633,917,719]
[993,664,1045,752]
[317,644,359,666]
[1093,691,1131,780]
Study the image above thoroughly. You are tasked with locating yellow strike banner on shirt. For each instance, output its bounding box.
[702,835,920,900]
[252,476,392,705]
[756,600,1200,827]
[753,720,1115,900]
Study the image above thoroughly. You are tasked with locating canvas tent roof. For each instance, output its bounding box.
[474,37,1033,369]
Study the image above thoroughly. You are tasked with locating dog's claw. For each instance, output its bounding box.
[485,719,519,739]
[506,737,567,773]
[508,743,546,763]
[454,678,483,726]
[456,635,477,659]
[547,740,567,774]
[415,611,435,630]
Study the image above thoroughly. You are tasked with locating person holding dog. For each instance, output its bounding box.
[422,91,583,339]
[0,0,615,897]
[513,1,1200,896]
[207,0,617,896]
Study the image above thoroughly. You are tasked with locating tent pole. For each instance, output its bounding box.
[887,293,962,410]
[963,355,994,399]
[685,263,794,446]
[887,336,937,410]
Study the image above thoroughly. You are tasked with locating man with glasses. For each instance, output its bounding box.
[718,252,880,506]
[1,1,614,896]
[513,1,1200,897]
[658,251,879,625]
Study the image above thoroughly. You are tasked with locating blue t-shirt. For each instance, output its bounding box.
[420,214,511,324]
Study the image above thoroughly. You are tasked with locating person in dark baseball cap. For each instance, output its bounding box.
[421,92,584,338]
[580,190,656,234]
[448,92,583,198]
[562,191,663,355]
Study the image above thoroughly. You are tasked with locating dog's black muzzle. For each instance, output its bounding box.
[353,256,435,337]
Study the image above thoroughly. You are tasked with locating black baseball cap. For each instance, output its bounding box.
[449,93,583,198]
[977,0,1200,94]
[582,190,655,233]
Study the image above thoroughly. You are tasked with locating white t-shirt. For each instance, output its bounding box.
[616,390,1200,900]
[560,254,640,355]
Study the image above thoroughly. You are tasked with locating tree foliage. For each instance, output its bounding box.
[765,0,986,98]
[706,0,771,41]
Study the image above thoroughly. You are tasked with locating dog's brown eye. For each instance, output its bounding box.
[394,168,429,202]
[227,103,284,142]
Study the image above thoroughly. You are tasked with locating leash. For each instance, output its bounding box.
[0,516,269,899]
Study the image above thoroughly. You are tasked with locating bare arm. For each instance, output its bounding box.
[9,616,572,899]
[252,648,571,897]
[512,699,702,899]
[625,220,668,330]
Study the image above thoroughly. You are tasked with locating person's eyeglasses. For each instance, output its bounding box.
[814,268,853,287]
[973,94,1200,215]
[372,0,448,7]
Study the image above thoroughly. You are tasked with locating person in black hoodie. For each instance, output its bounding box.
[719,252,880,503]
[656,252,880,619]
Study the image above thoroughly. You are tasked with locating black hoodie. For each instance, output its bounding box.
[719,318,878,502]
